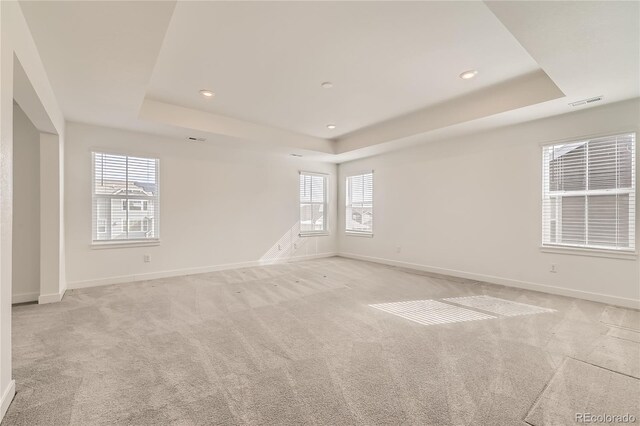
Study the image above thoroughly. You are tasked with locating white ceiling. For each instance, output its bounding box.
[19,1,640,162]
[147,1,540,139]
[18,1,176,130]
[487,0,640,106]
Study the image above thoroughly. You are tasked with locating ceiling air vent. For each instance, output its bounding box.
[186,136,206,142]
[569,96,603,107]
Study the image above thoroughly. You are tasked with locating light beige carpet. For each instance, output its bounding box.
[525,358,639,425]
[4,257,639,425]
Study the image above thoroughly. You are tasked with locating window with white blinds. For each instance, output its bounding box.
[542,133,635,251]
[299,172,328,235]
[346,172,373,235]
[92,152,160,243]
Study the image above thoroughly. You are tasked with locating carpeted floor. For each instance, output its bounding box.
[4,257,640,425]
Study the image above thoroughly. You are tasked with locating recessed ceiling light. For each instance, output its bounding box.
[326,124,336,130]
[459,70,478,80]
[199,89,214,97]
[321,82,333,89]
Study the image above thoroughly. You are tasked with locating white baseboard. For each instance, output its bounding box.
[67,252,337,290]
[260,252,337,266]
[11,291,39,304]
[38,289,66,304]
[1,380,15,422]
[338,252,640,309]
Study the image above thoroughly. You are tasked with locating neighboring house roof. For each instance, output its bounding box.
[551,141,586,160]
[97,179,155,196]
[134,181,157,194]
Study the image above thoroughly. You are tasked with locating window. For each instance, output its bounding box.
[122,200,148,211]
[92,152,160,243]
[542,133,635,252]
[299,172,328,235]
[346,172,373,235]
[128,219,143,232]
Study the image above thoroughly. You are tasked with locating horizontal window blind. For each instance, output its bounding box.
[93,152,160,243]
[542,133,635,251]
[346,172,373,234]
[299,172,327,234]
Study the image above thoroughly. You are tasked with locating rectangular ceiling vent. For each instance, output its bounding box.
[569,96,603,107]
[186,136,206,142]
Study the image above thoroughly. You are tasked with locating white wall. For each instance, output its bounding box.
[1,1,66,420]
[12,103,39,303]
[338,99,640,308]
[65,122,337,288]
[39,132,65,304]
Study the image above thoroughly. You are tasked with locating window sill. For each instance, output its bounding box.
[345,232,374,238]
[540,245,637,260]
[91,240,160,250]
[299,232,330,237]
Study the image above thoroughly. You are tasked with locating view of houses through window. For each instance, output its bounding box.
[299,172,328,235]
[346,172,373,235]
[92,152,159,242]
[542,133,636,251]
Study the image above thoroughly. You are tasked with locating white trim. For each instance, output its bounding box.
[547,188,633,197]
[345,231,374,238]
[89,146,162,161]
[540,245,637,260]
[1,380,16,422]
[261,252,337,266]
[91,152,160,244]
[67,252,337,290]
[337,252,640,309]
[299,232,330,237]
[299,171,329,234]
[38,289,66,304]
[345,171,374,235]
[298,170,328,176]
[91,240,161,250]
[541,132,636,252]
[538,129,639,147]
[346,169,374,177]
[12,291,39,304]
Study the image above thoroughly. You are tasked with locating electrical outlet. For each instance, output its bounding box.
[144,254,151,263]
[550,264,557,273]
[294,243,298,250]
[396,246,402,253]
[278,244,282,251]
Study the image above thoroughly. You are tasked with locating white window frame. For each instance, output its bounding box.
[345,171,374,237]
[299,171,329,237]
[123,200,147,211]
[97,219,107,234]
[91,152,160,247]
[541,132,636,256]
